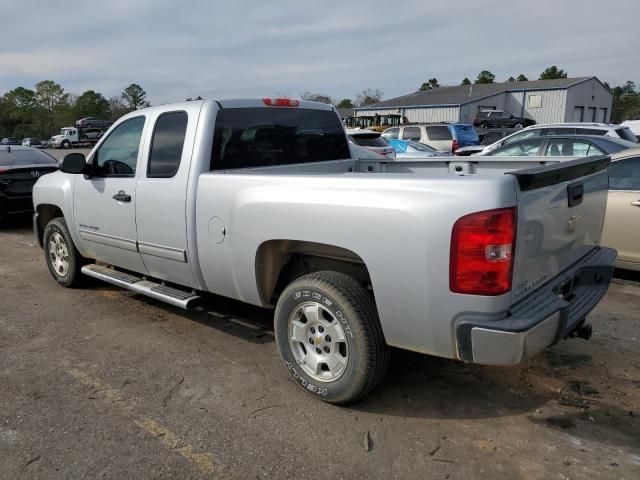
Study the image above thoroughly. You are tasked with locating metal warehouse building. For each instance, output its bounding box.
[354,77,613,125]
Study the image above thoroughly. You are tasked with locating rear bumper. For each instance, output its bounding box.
[455,246,616,365]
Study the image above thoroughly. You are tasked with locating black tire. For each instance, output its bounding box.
[480,122,489,130]
[62,140,71,149]
[274,271,389,404]
[514,123,524,129]
[43,217,86,287]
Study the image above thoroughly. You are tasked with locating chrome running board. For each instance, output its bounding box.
[81,264,201,309]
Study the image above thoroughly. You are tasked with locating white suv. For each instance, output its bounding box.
[479,123,638,155]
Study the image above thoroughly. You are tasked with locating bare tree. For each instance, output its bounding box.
[355,88,383,107]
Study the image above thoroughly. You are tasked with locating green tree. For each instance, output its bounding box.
[336,98,354,109]
[539,66,568,80]
[121,84,149,110]
[35,80,69,134]
[474,71,495,84]
[108,96,130,121]
[185,96,204,101]
[461,77,471,85]
[355,88,383,107]
[507,76,516,83]
[611,81,640,122]
[75,90,110,118]
[419,78,439,91]
[516,74,529,82]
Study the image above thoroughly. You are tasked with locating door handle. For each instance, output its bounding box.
[631,200,640,207]
[112,190,132,202]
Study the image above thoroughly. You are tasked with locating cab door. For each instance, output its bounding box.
[602,156,640,267]
[134,108,199,288]
[73,116,148,273]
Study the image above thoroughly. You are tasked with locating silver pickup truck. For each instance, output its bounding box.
[33,99,616,404]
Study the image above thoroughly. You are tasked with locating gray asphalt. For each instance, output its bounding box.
[1,217,639,479]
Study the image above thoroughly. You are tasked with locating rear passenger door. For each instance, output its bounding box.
[601,157,640,266]
[135,108,199,288]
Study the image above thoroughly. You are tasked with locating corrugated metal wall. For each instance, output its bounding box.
[564,79,613,122]
[516,90,567,124]
[354,106,460,123]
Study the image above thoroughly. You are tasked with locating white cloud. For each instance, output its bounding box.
[2,0,639,103]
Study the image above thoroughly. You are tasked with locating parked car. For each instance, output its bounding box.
[22,138,42,148]
[346,129,395,159]
[487,135,637,157]
[479,122,638,155]
[75,117,113,129]
[473,110,536,129]
[621,120,640,141]
[387,139,447,158]
[601,147,640,271]
[382,123,479,153]
[0,146,59,220]
[1,137,21,145]
[33,98,614,404]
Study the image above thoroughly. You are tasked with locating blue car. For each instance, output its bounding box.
[387,139,447,158]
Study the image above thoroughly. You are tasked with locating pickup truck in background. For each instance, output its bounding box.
[33,99,616,404]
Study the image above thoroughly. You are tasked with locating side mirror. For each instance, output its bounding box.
[61,153,87,174]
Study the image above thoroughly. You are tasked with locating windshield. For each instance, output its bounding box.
[60,128,73,135]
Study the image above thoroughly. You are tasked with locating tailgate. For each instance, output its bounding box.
[508,156,610,302]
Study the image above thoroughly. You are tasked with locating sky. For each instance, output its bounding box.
[2,0,639,105]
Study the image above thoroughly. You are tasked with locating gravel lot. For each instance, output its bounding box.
[1,215,639,479]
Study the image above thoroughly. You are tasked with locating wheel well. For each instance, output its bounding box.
[35,204,64,246]
[255,240,372,306]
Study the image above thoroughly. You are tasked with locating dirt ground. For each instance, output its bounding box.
[1,215,638,479]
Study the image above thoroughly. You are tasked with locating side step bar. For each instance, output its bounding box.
[81,264,201,309]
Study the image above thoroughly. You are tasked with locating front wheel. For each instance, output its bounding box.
[274,271,389,404]
[514,123,524,129]
[61,140,71,149]
[43,217,86,287]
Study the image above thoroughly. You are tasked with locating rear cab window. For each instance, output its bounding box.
[211,107,349,170]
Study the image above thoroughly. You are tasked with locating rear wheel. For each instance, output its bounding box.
[274,271,389,404]
[43,217,86,287]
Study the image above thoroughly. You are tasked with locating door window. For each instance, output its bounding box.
[382,127,400,139]
[402,127,421,140]
[544,139,604,157]
[93,117,145,177]
[608,157,640,190]
[493,139,541,156]
[147,111,188,178]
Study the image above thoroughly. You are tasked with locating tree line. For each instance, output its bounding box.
[0,81,150,139]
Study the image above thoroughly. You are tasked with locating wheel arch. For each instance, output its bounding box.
[255,240,373,307]
[35,204,64,248]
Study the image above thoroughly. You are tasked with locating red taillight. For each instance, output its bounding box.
[450,207,516,296]
[263,98,300,107]
[452,139,460,153]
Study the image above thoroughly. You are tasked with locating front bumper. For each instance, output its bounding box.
[455,246,616,365]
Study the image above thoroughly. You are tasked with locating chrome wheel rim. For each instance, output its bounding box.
[48,232,70,277]
[288,301,349,382]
